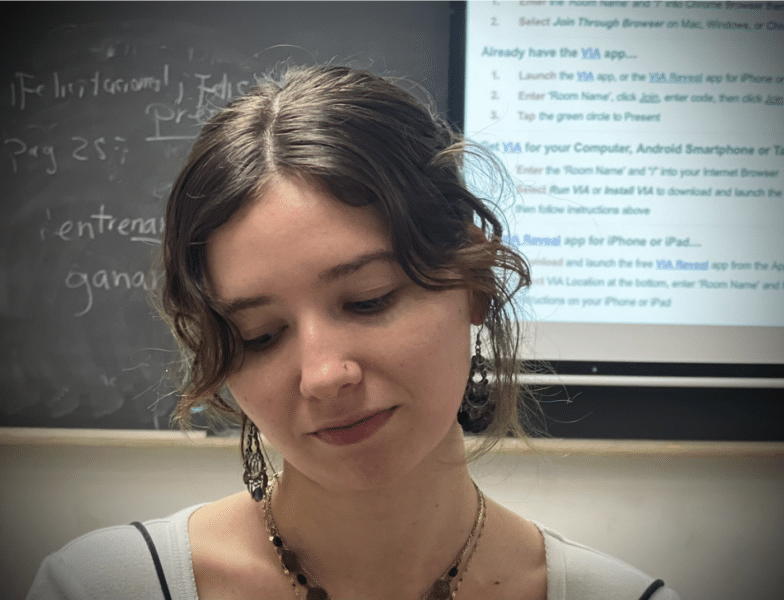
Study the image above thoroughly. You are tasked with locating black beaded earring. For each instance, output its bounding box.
[458,328,492,433]
[241,414,269,502]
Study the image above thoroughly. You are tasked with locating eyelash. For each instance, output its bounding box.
[242,333,282,352]
[346,290,397,314]
[242,290,397,353]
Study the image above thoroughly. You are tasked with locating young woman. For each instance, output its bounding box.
[27,65,679,600]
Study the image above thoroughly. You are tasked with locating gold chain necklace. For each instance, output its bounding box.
[262,479,486,600]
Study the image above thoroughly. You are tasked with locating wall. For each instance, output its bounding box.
[2,436,782,600]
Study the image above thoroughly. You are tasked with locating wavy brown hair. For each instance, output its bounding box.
[151,65,539,457]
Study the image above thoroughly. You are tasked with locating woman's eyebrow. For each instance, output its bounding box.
[318,249,396,284]
[221,249,397,316]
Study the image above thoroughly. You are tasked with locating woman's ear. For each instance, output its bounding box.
[470,290,489,326]
[464,224,490,325]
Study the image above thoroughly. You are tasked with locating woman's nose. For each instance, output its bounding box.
[298,319,362,400]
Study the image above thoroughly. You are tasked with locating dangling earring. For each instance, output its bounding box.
[458,327,491,432]
[241,414,269,502]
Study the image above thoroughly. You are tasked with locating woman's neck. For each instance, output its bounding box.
[263,424,480,600]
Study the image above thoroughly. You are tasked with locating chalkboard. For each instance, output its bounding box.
[0,2,452,429]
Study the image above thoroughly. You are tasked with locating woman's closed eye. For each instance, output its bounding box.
[346,290,397,314]
[242,291,398,353]
[243,329,283,353]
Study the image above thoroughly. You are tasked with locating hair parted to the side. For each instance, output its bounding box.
[150,64,541,459]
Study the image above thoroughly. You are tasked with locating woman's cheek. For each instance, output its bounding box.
[227,376,260,420]
[232,372,293,437]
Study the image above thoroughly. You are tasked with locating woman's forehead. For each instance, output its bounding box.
[218,177,389,246]
[205,178,394,299]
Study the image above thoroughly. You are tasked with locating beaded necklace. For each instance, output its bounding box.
[262,479,486,600]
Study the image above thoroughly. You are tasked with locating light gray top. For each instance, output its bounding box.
[26,502,681,600]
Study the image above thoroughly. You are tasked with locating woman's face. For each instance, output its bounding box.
[206,177,479,490]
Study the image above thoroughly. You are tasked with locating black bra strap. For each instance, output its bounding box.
[131,521,173,600]
[639,578,665,600]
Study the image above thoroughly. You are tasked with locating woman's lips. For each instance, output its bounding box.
[311,407,397,446]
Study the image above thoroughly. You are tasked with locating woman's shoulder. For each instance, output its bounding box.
[187,491,294,600]
[532,521,681,600]
[26,502,206,600]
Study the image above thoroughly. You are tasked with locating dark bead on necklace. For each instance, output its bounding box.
[251,487,265,502]
[448,566,459,578]
[272,535,283,547]
[281,549,301,573]
[306,588,330,600]
[426,579,452,600]
[296,573,308,586]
